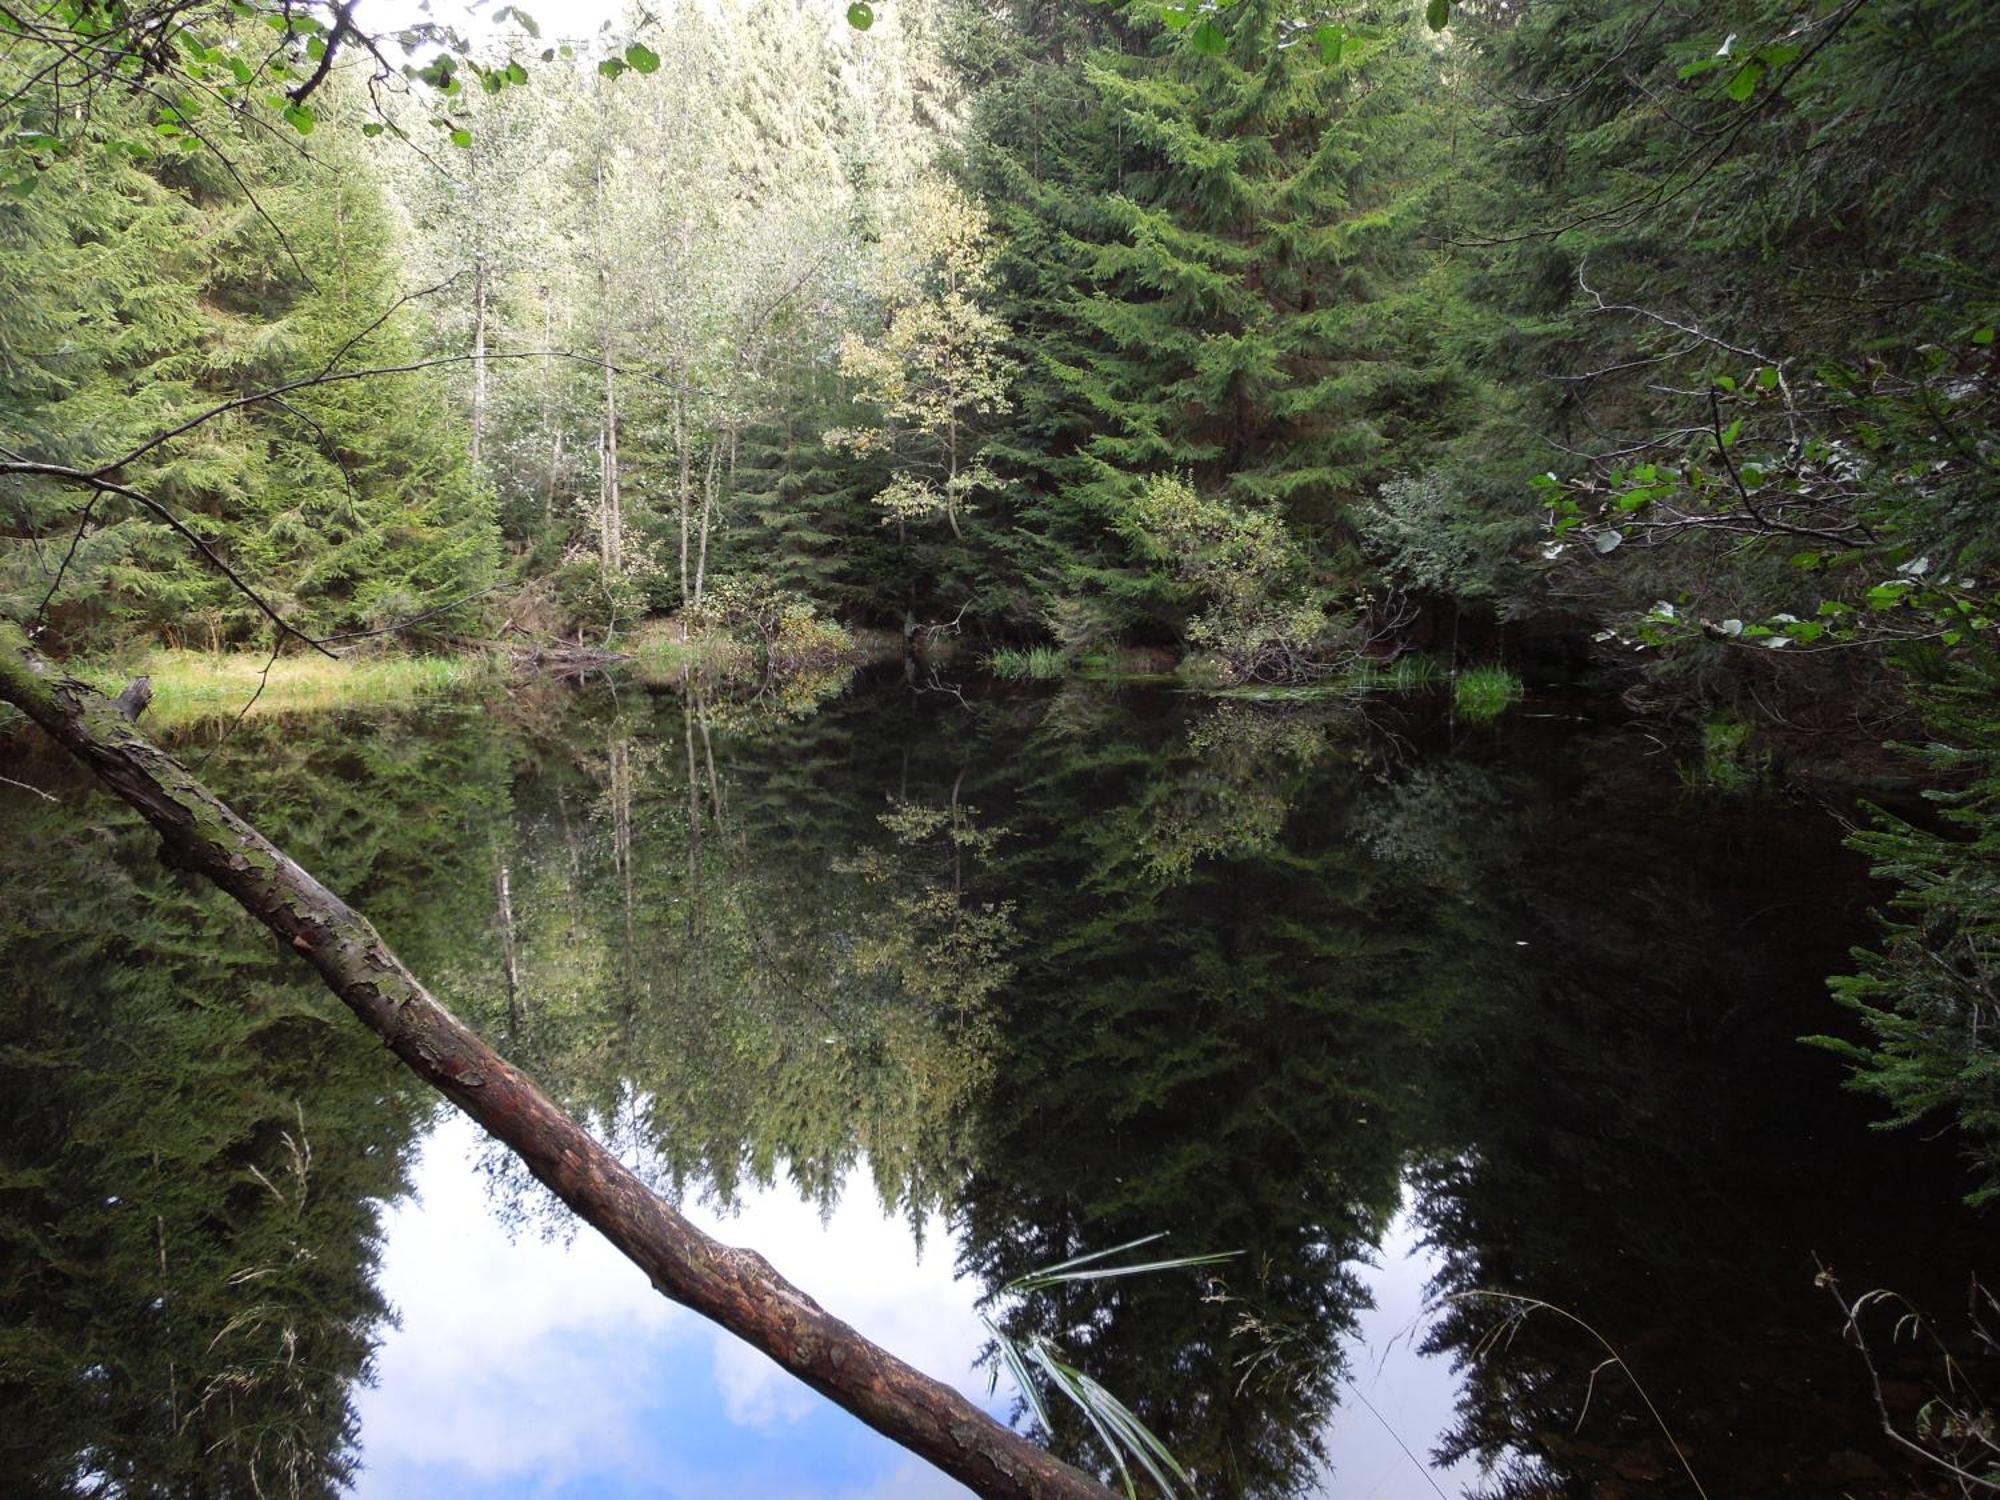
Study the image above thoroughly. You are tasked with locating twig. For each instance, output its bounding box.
[1435,1290,1709,1500]
[33,489,101,628]
[194,637,283,772]
[0,465,335,657]
[317,583,504,643]
[1820,1261,2000,1494]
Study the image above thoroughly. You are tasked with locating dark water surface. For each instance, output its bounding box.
[1,669,1990,1498]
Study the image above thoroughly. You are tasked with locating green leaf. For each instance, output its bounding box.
[450,127,473,148]
[1426,0,1451,31]
[1190,18,1226,54]
[624,42,660,73]
[361,121,385,137]
[597,56,626,78]
[506,60,528,84]
[1726,60,1765,101]
[1757,365,1781,389]
[846,1,874,29]
[1719,417,1743,448]
[1975,326,1996,346]
[494,5,541,37]
[282,103,315,135]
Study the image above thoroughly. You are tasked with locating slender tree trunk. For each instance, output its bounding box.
[497,862,520,1038]
[471,257,489,473]
[683,696,702,1018]
[610,737,638,1054]
[546,430,564,533]
[541,282,561,529]
[693,436,722,612]
[600,323,621,573]
[676,385,692,636]
[698,704,724,831]
[945,399,964,542]
[0,628,1113,1500]
[594,159,621,575]
[611,738,636,977]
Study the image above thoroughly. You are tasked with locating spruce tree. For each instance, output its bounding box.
[1,43,496,651]
[964,0,1459,647]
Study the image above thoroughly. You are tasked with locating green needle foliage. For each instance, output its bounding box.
[1816,659,2000,1207]
[961,0,1469,650]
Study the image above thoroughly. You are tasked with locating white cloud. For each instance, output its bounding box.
[681,1175,996,1424]
[352,1112,996,1497]
[835,1457,982,1500]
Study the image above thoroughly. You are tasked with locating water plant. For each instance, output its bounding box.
[1452,664,1523,723]
[986,644,1068,681]
[1348,653,1442,695]
[986,1235,1236,1498]
[1686,716,1763,794]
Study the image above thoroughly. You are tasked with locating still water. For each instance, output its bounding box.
[1,667,1990,1497]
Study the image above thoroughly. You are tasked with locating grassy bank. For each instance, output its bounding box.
[625,625,757,684]
[79,650,495,727]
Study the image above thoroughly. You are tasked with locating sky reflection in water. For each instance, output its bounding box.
[355,1114,1475,1500]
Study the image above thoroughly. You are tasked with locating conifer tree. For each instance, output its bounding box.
[964,0,1459,648]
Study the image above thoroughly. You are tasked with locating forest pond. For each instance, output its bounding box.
[2,668,1991,1498]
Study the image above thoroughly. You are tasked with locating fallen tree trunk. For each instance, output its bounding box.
[0,624,1112,1500]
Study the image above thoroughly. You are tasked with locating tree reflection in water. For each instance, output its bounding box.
[0,672,1989,1497]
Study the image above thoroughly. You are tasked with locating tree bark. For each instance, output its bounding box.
[0,625,1113,1500]
[470,256,488,473]
[593,157,621,575]
[496,862,520,1039]
[694,435,722,612]
[675,384,692,633]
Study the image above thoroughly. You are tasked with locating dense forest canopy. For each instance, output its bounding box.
[1,0,1998,1492]
[5,0,1992,667]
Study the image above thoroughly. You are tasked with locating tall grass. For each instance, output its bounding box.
[986,644,1068,681]
[1452,663,1523,723]
[83,650,493,727]
[987,1235,1236,1499]
[626,628,756,683]
[1347,653,1442,695]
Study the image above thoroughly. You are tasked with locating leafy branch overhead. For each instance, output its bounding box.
[0,0,658,187]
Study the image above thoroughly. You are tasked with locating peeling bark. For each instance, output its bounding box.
[0,625,1112,1500]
